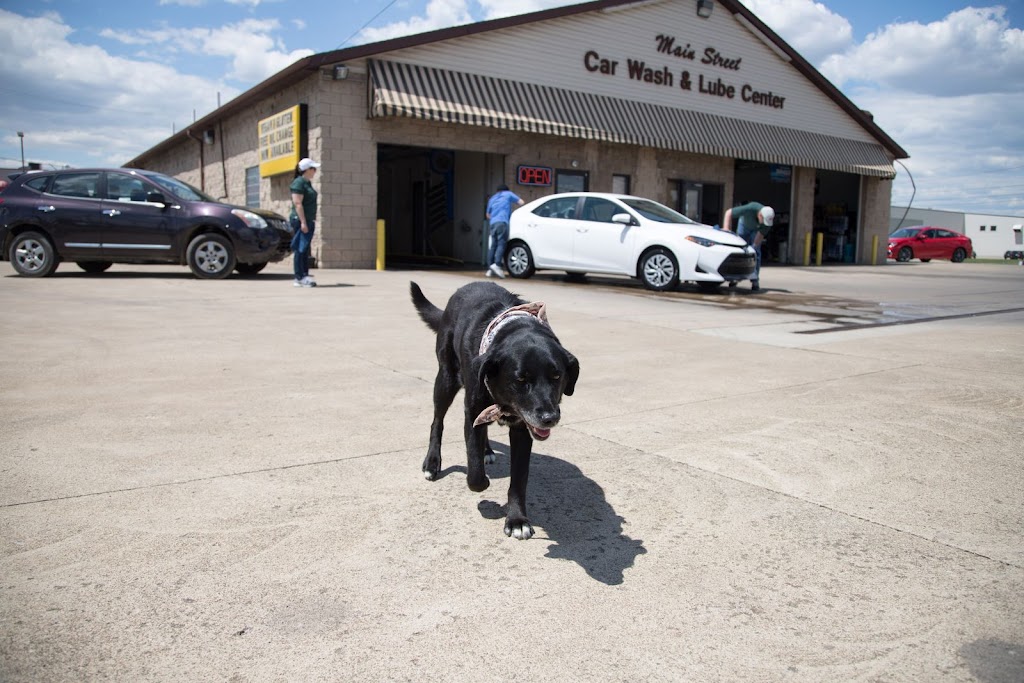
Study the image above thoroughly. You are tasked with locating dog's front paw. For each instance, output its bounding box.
[467,474,490,492]
[422,454,441,481]
[504,518,535,540]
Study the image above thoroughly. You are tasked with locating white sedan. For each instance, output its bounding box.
[506,192,756,291]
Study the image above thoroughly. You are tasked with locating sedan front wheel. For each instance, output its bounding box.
[897,246,913,262]
[639,247,679,291]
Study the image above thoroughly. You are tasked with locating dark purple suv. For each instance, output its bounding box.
[0,168,291,278]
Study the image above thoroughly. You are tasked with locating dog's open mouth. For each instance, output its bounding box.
[526,423,552,441]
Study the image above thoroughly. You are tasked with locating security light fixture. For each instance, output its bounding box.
[697,0,714,18]
[332,64,350,80]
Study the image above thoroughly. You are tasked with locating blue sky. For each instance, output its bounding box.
[1,0,1022,216]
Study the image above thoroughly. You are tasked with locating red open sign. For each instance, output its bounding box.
[517,165,553,186]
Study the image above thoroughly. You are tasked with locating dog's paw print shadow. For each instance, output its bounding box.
[434,465,467,481]
[480,444,646,586]
[477,500,505,520]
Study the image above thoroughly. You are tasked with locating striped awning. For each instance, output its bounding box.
[368,59,896,179]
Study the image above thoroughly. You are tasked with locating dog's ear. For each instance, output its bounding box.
[476,353,501,392]
[562,350,579,396]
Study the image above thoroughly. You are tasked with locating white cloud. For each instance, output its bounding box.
[0,9,238,167]
[101,18,313,83]
[736,0,854,64]
[358,0,476,42]
[820,7,1024,96]
[475,0,576,21]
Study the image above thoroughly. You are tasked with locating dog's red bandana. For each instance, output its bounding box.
[474,302,549,427]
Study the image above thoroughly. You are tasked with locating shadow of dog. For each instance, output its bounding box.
[478,446,646,586]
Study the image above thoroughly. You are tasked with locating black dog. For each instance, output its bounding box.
[410,281,579,539]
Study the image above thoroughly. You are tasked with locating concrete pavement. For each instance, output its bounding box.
[1,260,1022,682]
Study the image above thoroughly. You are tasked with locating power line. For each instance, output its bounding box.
[335,0,401,50]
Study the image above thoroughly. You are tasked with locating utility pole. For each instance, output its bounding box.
[17,131,25,170]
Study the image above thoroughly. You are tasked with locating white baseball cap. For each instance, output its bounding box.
[760,206,775,226]
[298,157,320,172]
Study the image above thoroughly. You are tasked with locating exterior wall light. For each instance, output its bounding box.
[333,64,350,80]
[697,0,714,18]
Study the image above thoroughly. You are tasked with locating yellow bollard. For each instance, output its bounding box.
[871,235,879,266]
[815,232,824,266]
[376,219,385,271]
[803,233,812,266]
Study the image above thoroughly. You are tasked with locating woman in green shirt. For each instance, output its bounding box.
[290,157,320,287]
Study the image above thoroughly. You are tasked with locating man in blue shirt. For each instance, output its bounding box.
[485,184,524,278]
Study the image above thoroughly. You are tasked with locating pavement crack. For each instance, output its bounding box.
[0,447,418,509]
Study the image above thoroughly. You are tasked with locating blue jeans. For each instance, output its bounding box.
[738,225,762,282]
[290,217,315,280]
[488,221,509,268]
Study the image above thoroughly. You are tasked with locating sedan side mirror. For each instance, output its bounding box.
[612,213,634,225]
[146,191,166,205]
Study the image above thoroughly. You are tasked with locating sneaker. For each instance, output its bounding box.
[484,268,494,277]
[489,264,506,279]
[751,280,760,292]
[301,275,317,287]
[294,279,313,288]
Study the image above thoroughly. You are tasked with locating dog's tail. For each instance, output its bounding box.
[409,281,443,333]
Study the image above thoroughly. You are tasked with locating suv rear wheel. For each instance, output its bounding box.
[187,233,236,279]
[77,261,113,274]
[10,231,59,277]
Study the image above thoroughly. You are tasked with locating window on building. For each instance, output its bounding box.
[612,174,631,195]
[980,226,986,231]
[245,166,260,208]
[668,179,724,227]
[555,169,588,193]
[991,226,998,232]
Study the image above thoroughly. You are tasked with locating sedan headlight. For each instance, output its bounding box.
[685,235,722,248]
[231,209,268,229]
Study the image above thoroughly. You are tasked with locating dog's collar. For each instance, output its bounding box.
[474,301,549,428]
[478,302,548,356]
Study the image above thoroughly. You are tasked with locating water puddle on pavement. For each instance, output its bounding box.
[531,273,1024,335]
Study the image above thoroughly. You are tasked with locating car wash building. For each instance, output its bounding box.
[126,0,907,270]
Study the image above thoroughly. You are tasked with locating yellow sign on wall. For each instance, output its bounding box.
[258,105,303,177]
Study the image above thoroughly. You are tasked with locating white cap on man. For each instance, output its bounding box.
[760,206,775,226]
[298,157,321,172]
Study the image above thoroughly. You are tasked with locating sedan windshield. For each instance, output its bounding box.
[890,227,922,238]
[146,172,215,202]
[620,198,698,224]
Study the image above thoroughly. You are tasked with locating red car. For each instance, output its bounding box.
[888,226,973,263]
